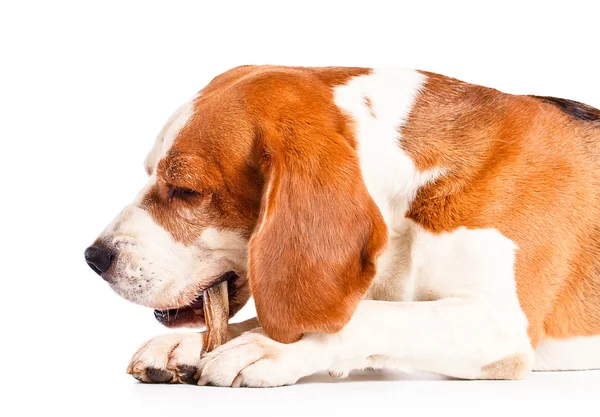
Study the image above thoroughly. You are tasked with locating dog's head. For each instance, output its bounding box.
[85,66,387,343]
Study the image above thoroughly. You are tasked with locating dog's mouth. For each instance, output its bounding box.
[153,271,240,328]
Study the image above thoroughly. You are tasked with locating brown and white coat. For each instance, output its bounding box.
[86,65,600,386]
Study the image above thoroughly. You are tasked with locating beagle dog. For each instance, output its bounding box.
[85,66,600,387]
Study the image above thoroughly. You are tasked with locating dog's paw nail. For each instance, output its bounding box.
[329,370,348,378]
[146,367,173,383]
[177,365,199,384]
[197,375,209,386]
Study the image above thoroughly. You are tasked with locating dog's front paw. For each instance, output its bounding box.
[196,331,306,388]
[127,333,204,384]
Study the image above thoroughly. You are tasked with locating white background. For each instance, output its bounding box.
[2,1,599,416]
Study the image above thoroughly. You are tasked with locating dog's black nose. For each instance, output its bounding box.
[84,245,114,275]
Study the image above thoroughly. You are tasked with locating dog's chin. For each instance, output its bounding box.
[153,271,247,329]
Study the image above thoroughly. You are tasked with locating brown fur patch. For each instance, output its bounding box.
[481,354,531,380]
[241,67,388,343]
[144,66,387,344]
[401,71,600,346]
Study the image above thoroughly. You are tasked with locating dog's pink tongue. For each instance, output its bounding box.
[202,281,229,352]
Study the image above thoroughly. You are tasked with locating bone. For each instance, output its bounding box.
[202,281,229,352]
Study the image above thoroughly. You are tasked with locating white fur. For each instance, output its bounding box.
[334,68,445,231]
[198,227,248,268]
[534,336,600,371]
[127,318,260,383]
[199,330,321,387]
[144,97,196,173]
[97,202,241,309]
[129,333,203,375]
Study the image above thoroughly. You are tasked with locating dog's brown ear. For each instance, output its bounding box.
[248,114,388,344]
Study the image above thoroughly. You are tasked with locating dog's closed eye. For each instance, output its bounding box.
[167,186,198,201]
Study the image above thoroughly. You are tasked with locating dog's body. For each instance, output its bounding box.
[86,66,600,386]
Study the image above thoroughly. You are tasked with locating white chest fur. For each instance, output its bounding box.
[334,68,439,302]
[334,69,526,317]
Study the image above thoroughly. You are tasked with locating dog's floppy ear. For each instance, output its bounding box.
[248,113,388,344]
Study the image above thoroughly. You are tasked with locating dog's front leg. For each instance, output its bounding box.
[327,298,534,380]
[197,298,534,387]
[127,317,259,383]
